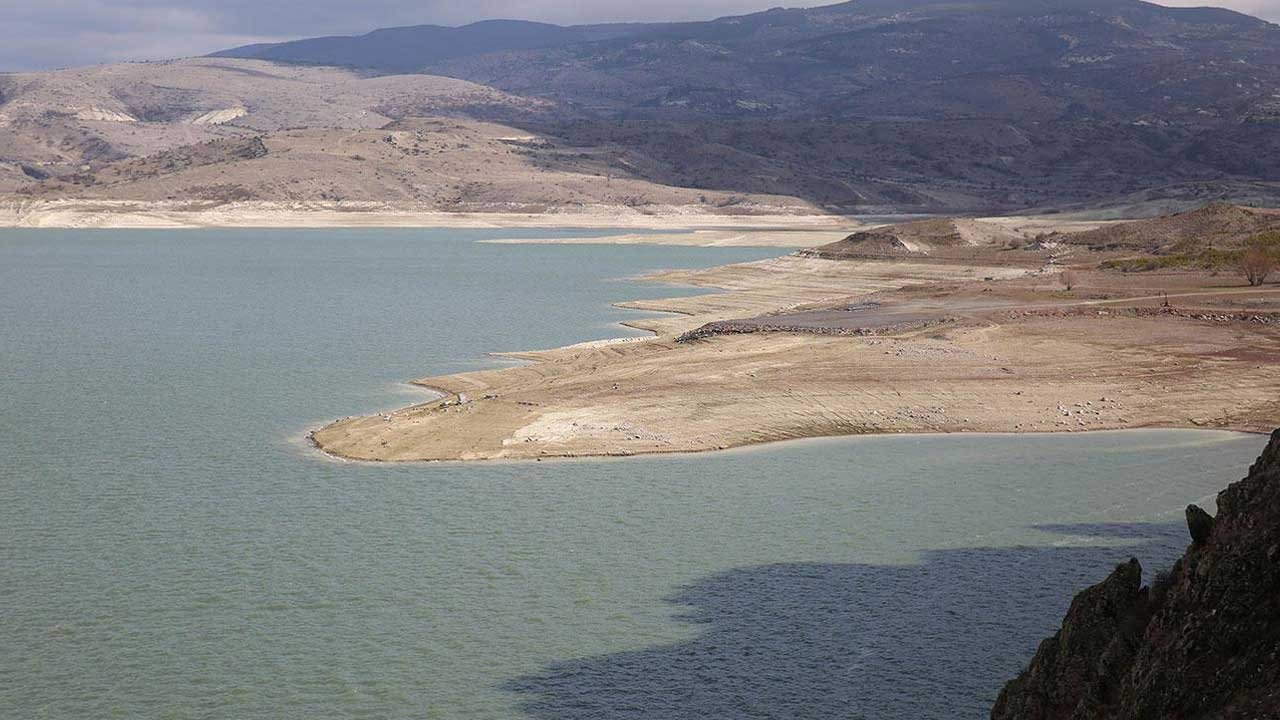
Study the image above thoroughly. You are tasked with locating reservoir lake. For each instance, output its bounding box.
[0,228,1265,719]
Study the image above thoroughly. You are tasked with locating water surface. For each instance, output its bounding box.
[0,228,1265,719]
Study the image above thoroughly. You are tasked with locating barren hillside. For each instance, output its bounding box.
[0,58,814,215]
[0,58,545,185]
[16,117,806,212]
[1062,203,1280,252]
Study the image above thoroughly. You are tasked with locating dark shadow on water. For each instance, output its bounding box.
[507,522,1188,720]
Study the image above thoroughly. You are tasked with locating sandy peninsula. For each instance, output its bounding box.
[312,227,1280,461]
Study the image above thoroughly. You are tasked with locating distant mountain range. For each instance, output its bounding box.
[214,20,659,75]
[216,0,1280,122]
[209,0,1280,211]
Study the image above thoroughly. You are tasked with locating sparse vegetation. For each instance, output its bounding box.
[1100,228,1280,278]
[1101,249,1243,273]
[1238,245,1276,286]
[1060,270,1078,291]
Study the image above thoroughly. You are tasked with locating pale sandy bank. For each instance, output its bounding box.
[311,253,1280,462]
[0,199,852,231]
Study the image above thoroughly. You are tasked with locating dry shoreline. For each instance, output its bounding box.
[0,199,857,232]
[477,228,859,248]
[310,423,1267,466]
[310,249,1280,462]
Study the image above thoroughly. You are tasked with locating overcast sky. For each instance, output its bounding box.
[2,0,1277,72]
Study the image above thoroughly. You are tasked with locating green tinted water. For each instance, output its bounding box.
[0,229,1264,719]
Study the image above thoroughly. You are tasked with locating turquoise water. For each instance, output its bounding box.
[0,229,1266,719]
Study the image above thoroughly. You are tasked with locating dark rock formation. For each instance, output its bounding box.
[990,559,1149,720]
[19,164,50,181]
[675,317,948,343]
[1185,504,1215,545]
[992,429,1280,720]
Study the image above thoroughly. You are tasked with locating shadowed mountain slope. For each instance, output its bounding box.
[212,20,657,74]
[216,0,1280,123]
[198,0,1280,212]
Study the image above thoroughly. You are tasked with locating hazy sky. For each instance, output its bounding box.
[2,0,1277,72]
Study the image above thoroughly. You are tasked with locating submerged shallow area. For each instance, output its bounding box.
[1,229,1266,718]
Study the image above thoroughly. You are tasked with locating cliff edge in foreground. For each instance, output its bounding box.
[993,430,1280,719]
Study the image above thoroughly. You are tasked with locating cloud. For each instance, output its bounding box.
[0,0,809,70]
[1157,0,1280,20]
[0,2,277,71]
[1,0,1276,72]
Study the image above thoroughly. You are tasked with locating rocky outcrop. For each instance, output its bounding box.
[1185,504,1214,545]
[991,559,1150,719]
[993,429,1280,720]
[675,317,950,343]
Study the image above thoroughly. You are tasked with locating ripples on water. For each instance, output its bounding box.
[510,523,1186,720]
[0,229,1265,719]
